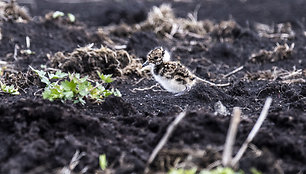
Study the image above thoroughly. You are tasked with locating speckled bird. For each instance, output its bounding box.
[143,47,229,95]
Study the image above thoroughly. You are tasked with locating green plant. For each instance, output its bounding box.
[52,11,64,19]
[97,71,114,83]
[250,168,262,174]
[0,81,20,95]
[52,11,76,23]
[200,167,244,174]
[67,13,75,23]
[168,168,197,174]
[31,66,121,104]
[99,154,107,170]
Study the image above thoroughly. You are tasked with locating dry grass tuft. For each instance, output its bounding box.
[0,0,31,23]
[139,4,214,38]
[137,4,242,41]
[49,44,144,77]
[212,20,241,41]
[255,22,295,40]
[249,43,294,63]
[149,146,221,173]
[244,66,305,84]
[0,66,39,92]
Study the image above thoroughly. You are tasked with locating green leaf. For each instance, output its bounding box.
[113,88,122,97]
[78,81,91,97]
[97,71,113,83]
[30,66,50,85]
[63,91,74,100]
[67,13,76,23]
[78,97,86,105]
[103,89,113,97]
[250,168,261,174]
[61,80,77,92]
[99,154,107,170]
[168,168,197,174]
[40,65,47,69]
[48,71,68,79]
[0,82,20,95]
[199,167,244,174]
[52,11,64,19]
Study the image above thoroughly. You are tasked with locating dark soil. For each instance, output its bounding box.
[0,0,305,174]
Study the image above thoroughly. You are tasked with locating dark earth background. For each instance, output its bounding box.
[0,0,305,174]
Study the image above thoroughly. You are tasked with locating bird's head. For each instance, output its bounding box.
[143,47,170,67]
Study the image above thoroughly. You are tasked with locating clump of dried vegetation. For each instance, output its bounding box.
[49,44,144,77]
[134,4,240,40]
[255,22,295,40]
[245,66,306,84]
[249,43,294,63]
[0,0,31,23]
[0,63,39,90]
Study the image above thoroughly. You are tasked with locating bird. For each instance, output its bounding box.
[142,47,230,95]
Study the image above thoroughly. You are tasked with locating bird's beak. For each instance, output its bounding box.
[142,61,149,67]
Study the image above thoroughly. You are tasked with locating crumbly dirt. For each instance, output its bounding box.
[0,0,305,174]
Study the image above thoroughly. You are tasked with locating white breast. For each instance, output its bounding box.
[153,74,186,93]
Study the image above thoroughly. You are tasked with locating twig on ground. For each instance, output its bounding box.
[223,66,244,78]
[144,111,187,173]
[57,150,87,174]
[13,44,19,60]
[134,77,146,85]
[206,160,222,170]
[198,78,231,87]
[222,107,241,166]
[231,97,272,166]
[130,83,161,93]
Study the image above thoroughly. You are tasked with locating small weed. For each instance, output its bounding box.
[51,11,75,23]
[0,81,20,95]
[168,168,197,174]
[97,71,113,83]
[52,11,64,19]
[250,168,262,174]
[99,154,107,170]
[31,66,121,104]
[200,167,244,174]
[67,13,75,23]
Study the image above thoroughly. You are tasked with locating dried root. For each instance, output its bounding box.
[49,44,144,77]
[255,22,295,40]
[0,0,31,23]
[244,66,305,84]
[148,146,221,173]
[0,66,39,91]
[249,43,294,63]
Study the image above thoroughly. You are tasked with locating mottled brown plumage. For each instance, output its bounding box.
[143,47,229,95]
[143,47,196,94]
